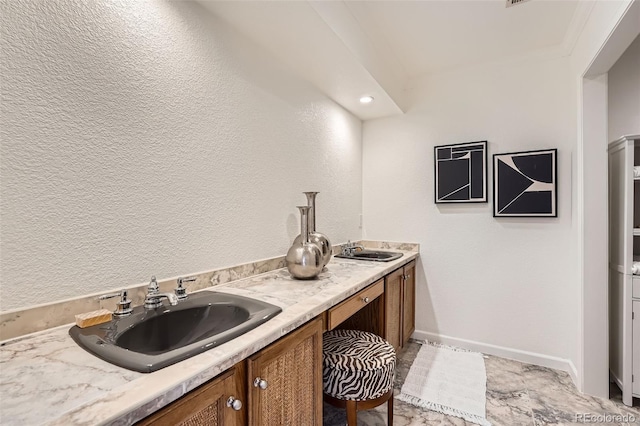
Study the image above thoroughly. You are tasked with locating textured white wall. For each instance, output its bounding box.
[362,55,578,362]
[609,35,640,142]
[0,0,362,311]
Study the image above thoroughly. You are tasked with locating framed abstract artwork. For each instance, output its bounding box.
[493,148,557,217]
[434,141,487,203]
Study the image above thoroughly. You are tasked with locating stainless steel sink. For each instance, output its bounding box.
[335,250,403,262]
[69,291,282,372]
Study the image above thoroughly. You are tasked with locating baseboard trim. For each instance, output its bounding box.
[610,369,623,390]
[413,330,579,388]
[567,359,579,388]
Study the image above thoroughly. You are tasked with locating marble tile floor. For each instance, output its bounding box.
[323,341,640,425]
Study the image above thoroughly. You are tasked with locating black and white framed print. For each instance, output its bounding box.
[434,141,487,203]
[493,149,557,217]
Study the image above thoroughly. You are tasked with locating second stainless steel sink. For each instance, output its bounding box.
[70,291,282,372]
[335,250,403,262]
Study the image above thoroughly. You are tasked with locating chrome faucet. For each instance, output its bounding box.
[341,240,365,256]
[144,276,179,309]
[175,276,196,300]
[98,289,133,316]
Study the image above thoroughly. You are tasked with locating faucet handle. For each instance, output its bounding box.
[175,276,196,300]
[98,289,133,316]
[98,292,121,300]
[147,276,159,294]
[341,240,355,256]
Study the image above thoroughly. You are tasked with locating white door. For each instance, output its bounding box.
[634,301,640,396]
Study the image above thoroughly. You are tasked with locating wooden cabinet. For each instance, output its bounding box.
[136,365,245,426]
[385,267,403,351]
[402,261,416,346]
[385,260,416,352]
[136,318,323,426]
[247,316,323,426]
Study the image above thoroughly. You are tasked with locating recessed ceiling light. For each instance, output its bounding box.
[359,96,374,104]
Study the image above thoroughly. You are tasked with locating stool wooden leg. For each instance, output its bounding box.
[346,399,357,426]
[387,393,394,425]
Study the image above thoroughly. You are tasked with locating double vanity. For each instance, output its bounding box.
[0,242,418,425]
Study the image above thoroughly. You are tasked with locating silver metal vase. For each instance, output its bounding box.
[286,206,323,279]
[293,192,332,268]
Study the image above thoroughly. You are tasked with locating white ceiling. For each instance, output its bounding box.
[200,0,589,120]
[345,0,582,77]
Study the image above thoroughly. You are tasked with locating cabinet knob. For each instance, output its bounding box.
[362,296,370,303]
[253,377,268,390]
[226,396,242,411]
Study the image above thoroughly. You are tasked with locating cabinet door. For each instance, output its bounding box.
[402,261,416,346]
[247,316,323,426]
[136,368,242,426]
[385,267,404,352]
[634,301,640,396]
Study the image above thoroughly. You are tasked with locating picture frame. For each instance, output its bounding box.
[434,140,487,203]
[493,148,557,217]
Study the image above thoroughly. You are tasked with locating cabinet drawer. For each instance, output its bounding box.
[634,277,640,299]
[327,279,384,330]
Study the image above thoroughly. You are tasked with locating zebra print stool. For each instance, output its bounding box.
[322,329,396,425]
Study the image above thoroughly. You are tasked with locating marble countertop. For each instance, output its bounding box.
[0,249,418,426]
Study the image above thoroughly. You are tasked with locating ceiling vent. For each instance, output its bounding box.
[506,0,531,7]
